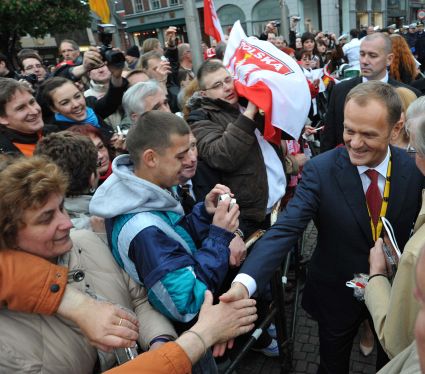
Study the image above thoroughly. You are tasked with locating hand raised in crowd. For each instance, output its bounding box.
[110,133,127,153]
[165,26,177,48]
[212,199,240,234]
[212,282,252,357]
[369,238,389,276]
[82,46,104,72]
[204,183,233,214]
[90,215,106,234]
[243,101,258,120]
[265,22,277,34]
[228,235,247,267]
[189,291,257,358]
[154,59,172,83]
[57,287,139,352]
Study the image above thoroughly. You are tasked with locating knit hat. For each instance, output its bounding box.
[126,45,140,58]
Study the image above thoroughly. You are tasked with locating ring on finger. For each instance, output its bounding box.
[118,318,123,326]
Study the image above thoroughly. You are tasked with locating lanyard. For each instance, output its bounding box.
[368,156,392,241]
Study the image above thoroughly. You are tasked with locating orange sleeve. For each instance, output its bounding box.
[105,342,192,374]
[0,250,68,314]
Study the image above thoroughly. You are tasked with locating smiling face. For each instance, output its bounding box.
[16,192,73,259]
[200,67,238,104]
[50,82,87,122]
[150,133,191,189]
[88,133,110,175]
[343,98,399,167]
[0,89,43,134]
[178,132,198,184]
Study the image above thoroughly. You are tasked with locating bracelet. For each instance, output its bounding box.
[234,228,245,239]
[149,336,171,347]
[182,330,207,356]
[368,273,387,282]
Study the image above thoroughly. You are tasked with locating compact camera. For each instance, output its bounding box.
[97,24,126,68]
[219,193,237,210]
[16,73,38,86]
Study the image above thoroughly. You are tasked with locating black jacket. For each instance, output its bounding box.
[321,76,422,152]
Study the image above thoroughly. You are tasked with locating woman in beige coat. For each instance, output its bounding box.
[0,156,176,373]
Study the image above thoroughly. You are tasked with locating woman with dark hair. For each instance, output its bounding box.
[39,73,128,138]
[68,124,113,183]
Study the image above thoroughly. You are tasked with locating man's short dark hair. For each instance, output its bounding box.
[0,53,8,64]
[140,50,162,70]
[196,59,226,90]
[0,78,33,117]
[345,81,402,127]
[215,42,227,61]
[350,29,359,38]
[17,50,43,70]
[34,132,98,197]
[127,111,190,167]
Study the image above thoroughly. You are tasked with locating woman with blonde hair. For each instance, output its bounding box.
[392,86,418,149]
[389,34,419,84]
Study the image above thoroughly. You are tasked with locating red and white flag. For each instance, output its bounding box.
[204,0,224,42]
[223,21,310,144]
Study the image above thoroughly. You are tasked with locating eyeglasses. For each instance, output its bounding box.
[24,64,42,71]
[406,144,417,154]
[203,76,233,91]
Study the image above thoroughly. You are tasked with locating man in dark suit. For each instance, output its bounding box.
[220,81,424,373]
[321,32,421,152]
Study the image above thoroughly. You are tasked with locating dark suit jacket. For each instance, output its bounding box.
[241,146,423,329]
[320,77,422,152]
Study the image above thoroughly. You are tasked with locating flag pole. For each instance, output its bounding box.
[182,0,203,73]
[280,0,289,42]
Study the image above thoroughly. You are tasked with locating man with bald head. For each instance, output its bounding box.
[321,32,421,152]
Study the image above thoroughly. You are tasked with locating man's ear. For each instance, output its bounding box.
[386,52,394,67]
[130,113,139,123]
[142,149,157,168]
[0,115,9,126]
[390,114,404,140]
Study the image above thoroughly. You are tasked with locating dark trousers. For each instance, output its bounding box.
[316,316,389,374]
[317,318,362,374]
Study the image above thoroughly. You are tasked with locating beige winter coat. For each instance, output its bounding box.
[0,229,176,374]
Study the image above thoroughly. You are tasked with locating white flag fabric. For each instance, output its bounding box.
[223,21,310,143]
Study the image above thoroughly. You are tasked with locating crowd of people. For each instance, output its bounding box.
[0,17,425,374]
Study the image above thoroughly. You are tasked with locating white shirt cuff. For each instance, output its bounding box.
[233,273,257,297]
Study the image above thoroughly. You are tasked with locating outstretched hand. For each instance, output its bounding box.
[58,287,139,351]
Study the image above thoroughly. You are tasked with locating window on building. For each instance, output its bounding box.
[133,0,144,13]
[150,0,161,10]
[169,0,180,6]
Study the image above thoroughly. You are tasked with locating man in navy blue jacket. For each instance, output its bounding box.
[220,81,424,373]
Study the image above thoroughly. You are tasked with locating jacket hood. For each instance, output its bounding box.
[89,154,183,218]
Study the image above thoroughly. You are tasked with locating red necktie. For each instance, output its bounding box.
[365,169,382,226]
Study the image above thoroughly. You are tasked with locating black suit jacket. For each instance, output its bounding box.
[241,146,423,328]
[321,77,422,152]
